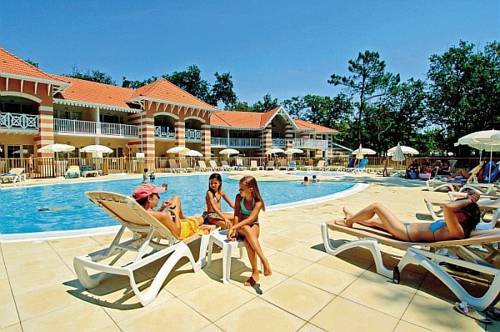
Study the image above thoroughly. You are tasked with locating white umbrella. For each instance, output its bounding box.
[456,130,500,182]
[391,143,405,162]
[219,148,240,156]
[38,143,75,153]
[80,145,113,154]
[265,148,285,155]
[352,146,376,156]
[167,146,190,154]
[186,150,203,157]
[12,149,29,155]
[387,146,419,156]
[284,148,304,155]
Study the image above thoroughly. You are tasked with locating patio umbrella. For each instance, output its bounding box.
[80,145,113,154]
[387,145,419,156]
[167,146,190,154]
[12,149,29,156]
[219,148,240,156]
[37,143,75,153]
[455,130,500,182]
[284,148,304,155]
[186,150,203,157]
[390,143,405,162]
[352,145,376,159]
[265,148,285,155]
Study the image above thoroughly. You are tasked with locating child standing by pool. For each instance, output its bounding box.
[228,176,272,288]
[203,173,235,229]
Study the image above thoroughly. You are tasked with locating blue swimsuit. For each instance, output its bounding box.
[239,197,259,225]
[404,219,447,242]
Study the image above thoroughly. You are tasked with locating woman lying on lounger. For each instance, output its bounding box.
[133,183,214,240]
[336,191,481,242]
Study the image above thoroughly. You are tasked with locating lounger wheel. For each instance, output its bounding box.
[392,267,400,284]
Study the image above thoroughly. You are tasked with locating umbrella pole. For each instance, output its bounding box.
[489,147,493,183]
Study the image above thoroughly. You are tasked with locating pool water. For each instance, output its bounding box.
[0,175,354,234]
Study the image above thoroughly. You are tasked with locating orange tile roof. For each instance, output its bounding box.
[211,110,264,128]
[211,108,337,133]
[259,107,280,127]
[131,79,215,110]
[53,75,135,109]
[0,48,65,83]
[295,119,338,133]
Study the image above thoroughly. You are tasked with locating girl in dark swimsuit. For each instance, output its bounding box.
[203,173,235,229]
[228,176,272,287]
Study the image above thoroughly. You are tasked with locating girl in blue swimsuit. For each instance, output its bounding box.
[228,176,272,288]
[337,192,481,242]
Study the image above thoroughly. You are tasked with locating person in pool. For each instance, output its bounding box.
[133,183,213,240]
[203,173,235,229]
[302,176,311,185]
[335,191,481,242]
[312,175,320,183]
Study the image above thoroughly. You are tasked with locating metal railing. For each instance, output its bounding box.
[272,138,286,147]
[155,126,176,139]
[211,137,261,148]
[54,118,139,137]
[0,112,39,131]
[54,118,96,134]
[293,138,329,149]
[100,122,139,137]
[185,128,202,141]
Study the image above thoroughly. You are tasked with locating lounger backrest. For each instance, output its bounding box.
[221,160,229,166]
[317,160,325,168]
[9,168,24,175]
[198,160,207,168]
[358,159,368,168]
[67,166,80,172]
[236,158,243,166]
[86,191,177,242]
[179,159,190,169]
[267,160,274,167]
[169,159,179,169]
[251,160,257,168]
[279,159,287,167]
[209,160,218,168]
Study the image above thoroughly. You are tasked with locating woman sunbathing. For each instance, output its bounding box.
[133,183,214,240]
[336,192,481,242]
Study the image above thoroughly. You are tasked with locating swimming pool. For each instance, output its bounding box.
[0,175,360,235]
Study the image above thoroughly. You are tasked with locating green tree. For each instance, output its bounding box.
[122,76,157,89]
[68,66,115,85]
[328,50,400,145]
[231,100,252,112]
[281,96,307,118]
[24,58,39,68]
[209,72,237,108]
[251,94,279,113]
[426,41,500,153]
[163,65,211,102]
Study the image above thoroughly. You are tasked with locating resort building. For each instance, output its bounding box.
[0,47,338,164]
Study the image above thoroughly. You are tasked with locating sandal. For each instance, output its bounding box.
[245,276,263,295]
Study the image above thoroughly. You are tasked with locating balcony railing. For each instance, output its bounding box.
[54,118,139,137]
[54,118,96,135]
[101,122,139,137]
[155,126,176,139]
[211,137,261,148]
[185,128,202,141]
[0,112,39,131]
[293,138,328,149]
[272,138,286,147]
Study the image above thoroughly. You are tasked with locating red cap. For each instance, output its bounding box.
[132,183,165,200]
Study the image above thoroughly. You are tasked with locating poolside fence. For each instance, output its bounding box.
[0,156,484,178]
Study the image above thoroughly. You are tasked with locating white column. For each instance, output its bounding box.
[95,107,101,144]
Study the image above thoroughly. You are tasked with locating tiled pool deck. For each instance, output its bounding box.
[0,172,497,331]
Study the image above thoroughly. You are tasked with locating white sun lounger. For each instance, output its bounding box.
[321,221,500,311]
[73,191,211,306]
[0,168,26,183]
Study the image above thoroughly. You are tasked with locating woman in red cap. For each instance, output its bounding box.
[132,183,213,239]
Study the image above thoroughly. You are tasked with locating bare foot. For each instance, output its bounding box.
[342,207,353,219]
[334,218,352,227]
[342,207,355,227]
[263,260,272,276]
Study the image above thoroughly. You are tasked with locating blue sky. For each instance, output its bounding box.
[1,0,498,103]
